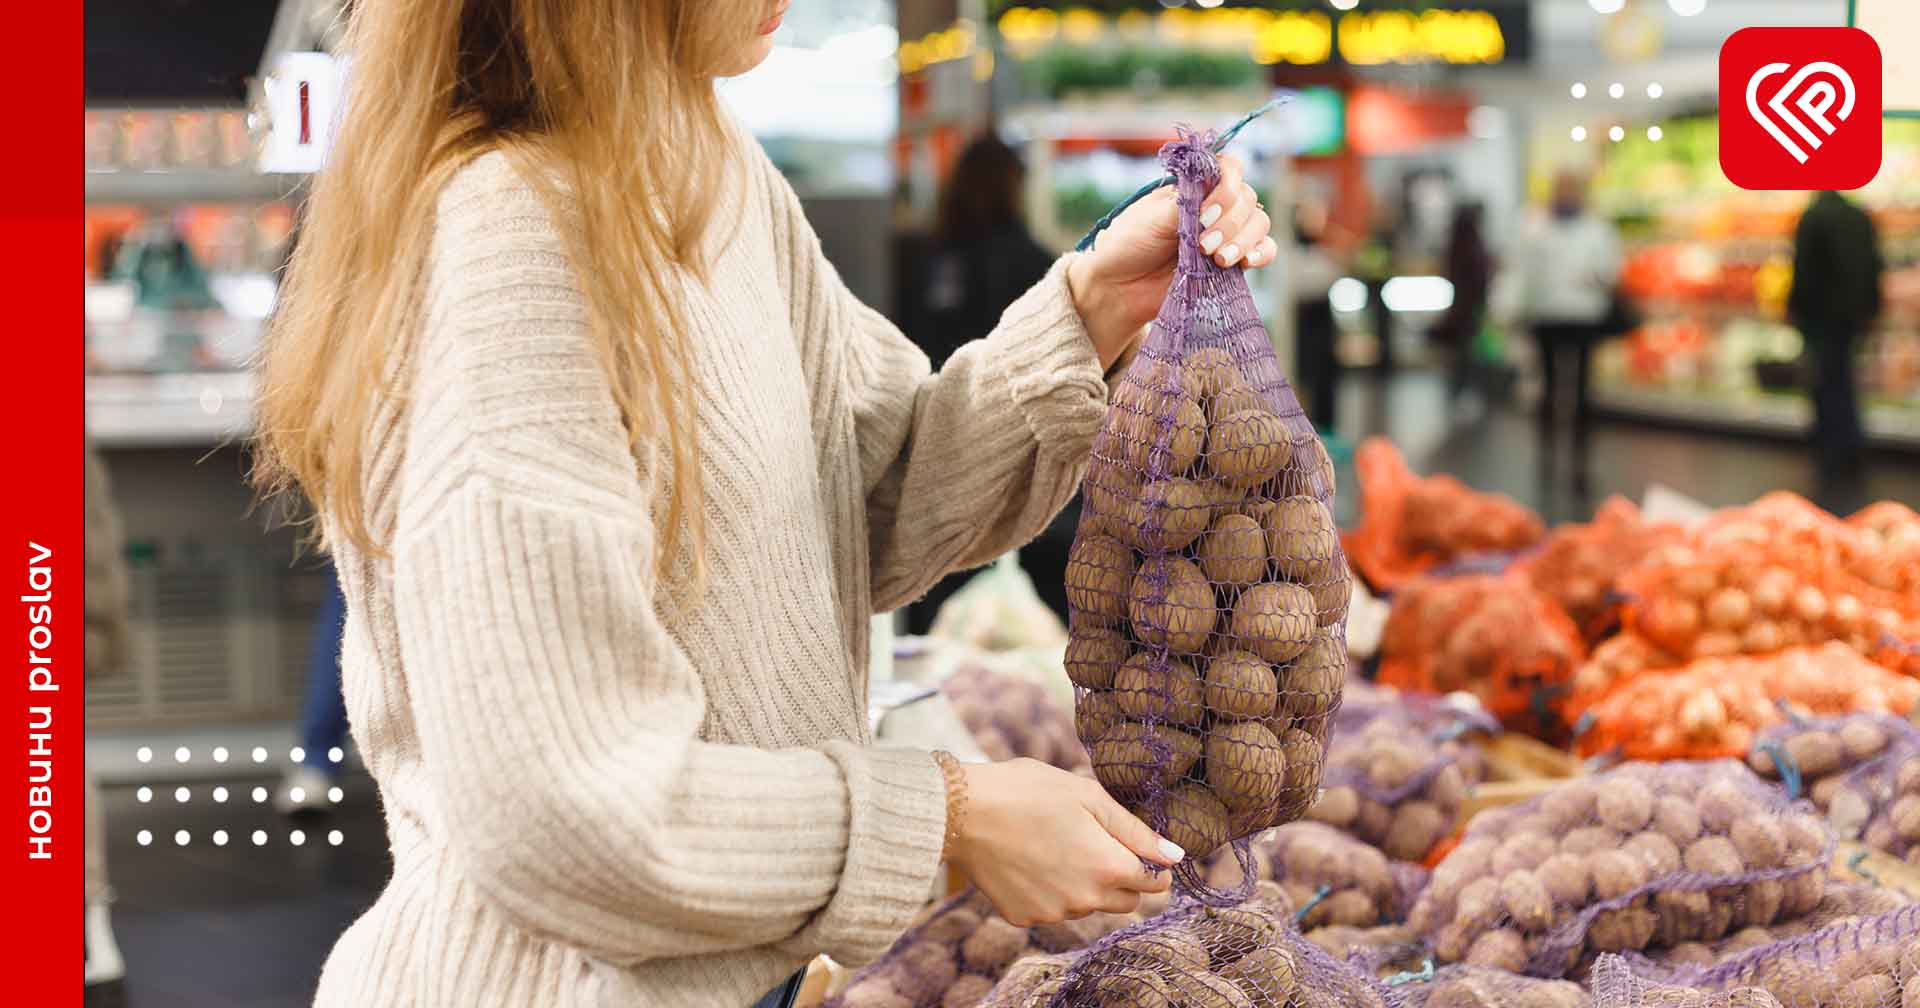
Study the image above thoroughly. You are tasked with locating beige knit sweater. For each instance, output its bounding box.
[311,135,1109,1007]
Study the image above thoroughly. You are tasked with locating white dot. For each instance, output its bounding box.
[327,830,344,846]
[1571,82,1587,99]
[174,786,191,803]
[1589,0,1625,13]
[328,747,344,764]
[289,787,306,803]
[212,786,229,803]
[136,747,152,764]
[1608,83,1625,100]
[1668,0,1707,15]
[252,830,268,846]
[327,786,344,803]
[252,747,268,763]
[1571,126,1588,142]
[290,747,306,763]
[212,746,229,763]
[175,747,191,763]
[135,786,152,804]
[136,830,153,846]
[1609,126,1626,142]
[174,830,191,847]
[252,786,269,803]
[1648,125,1665,141]
[212,830,229,846]
[290,830,307,846]
[1647,83,1664,99]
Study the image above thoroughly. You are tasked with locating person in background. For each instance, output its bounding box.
[1292,198,1343,434]
[1788,190,1884,483]
[275,564,349,813]
[85,436,131,1002]
[1517,172,1622,492]
[903,135,1066,632]
[1435,202,1493,407]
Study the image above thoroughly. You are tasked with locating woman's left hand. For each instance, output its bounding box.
[1066,153,1276,369]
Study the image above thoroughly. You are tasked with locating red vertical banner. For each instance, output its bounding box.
[2,1,80,1001]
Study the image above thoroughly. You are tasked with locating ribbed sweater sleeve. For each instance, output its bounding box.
[756,155,1110,612]
[389,156,947,968]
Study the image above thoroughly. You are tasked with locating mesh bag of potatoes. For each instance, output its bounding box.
[1594,903,1920,1008]
[1587,955,1783,1008]
[825,888,1141,1008]
[1406,761,1834,979]
[1747,713,1917,815]
[943,662,1092,775]
[1201,821,1429,928]
[1392,964,1589,1008]
[1303,696,1497,862]
[1064,129,1347,890]
[1831,733,1920,865]
[981,883,1397,1008]
[1649,882,1915,975]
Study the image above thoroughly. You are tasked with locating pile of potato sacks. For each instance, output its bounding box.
[1303,698,1492,862]
[1065,344,1350,861]
[1748,713,1916,815]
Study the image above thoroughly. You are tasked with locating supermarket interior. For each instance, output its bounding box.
[82,1,1920,1007]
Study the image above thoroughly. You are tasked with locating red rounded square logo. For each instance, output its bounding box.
[1719,27,1882,191]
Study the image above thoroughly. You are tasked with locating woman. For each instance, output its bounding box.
[254,3,1274,1006]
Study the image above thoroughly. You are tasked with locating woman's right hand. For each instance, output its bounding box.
[948,759,1181,927]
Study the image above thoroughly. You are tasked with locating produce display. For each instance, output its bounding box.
[1587,956,1782,1008]
[825,889,1138,1008]
[1747,714,1919,814]
[981,883,1393,1008]
[1832,734,1920,866]
[1512,498,1684,643]
[1066,131,1347,876]
[1571,646,1920,761]
[1375,574,1586,737]
[1650,882,1914,973]
[1304,696,1496,862]
[942,663,1091,774]
[1407,761,1833,978]
[1201,821,1426,928]
[1341,438,1545,593]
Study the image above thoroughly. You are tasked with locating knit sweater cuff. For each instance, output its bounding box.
[788,743,947,966]
[984,255,1109,454]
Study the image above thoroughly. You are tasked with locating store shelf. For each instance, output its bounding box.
[86,169,306,205]
[1593,380,1920,450]
[87,371,254,447]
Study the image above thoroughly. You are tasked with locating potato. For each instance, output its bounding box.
[1356,799,1393,841]
[1587,906,1657,952]
[1089,971,1173,1008]
[1162,784,1232,860]
[1205,650,1278,720]
[898,940,960,994]
[1537,853,1590,905]
[942,974,995,1008]
[1065,536,1135,626]
[1280,438,1336,499]
[1166,971,1255,1008]
[1383,801,1450,862]
[1128,478,1216,553]
[1207,386,1269,428]
[1785,730,1844,779]
[1112,382,1206,476]
[1596,777,1655,833]
[1424,979,1499,1008]
[1206,410,1293,489]
[1730,816,1786,869]
[1492,833,1556,876]
[843,983,912,1008]
[959,919,1026,973]
[1307,785,1361,829]
[1076,690,1124,744]
[1321,887,1378,928]
[1064,626,1130,689]
[1515,980,1589,1008]
[1198,514,1268,588]
[1454,876,1503,931]
[1081,457,1142,538]
[1229,582,1316,664]
[1114,653,1206,726]
[1841,719,1891,762]
[1892,795,1920,842]
[1277,632,1342,722]
[1427,763,1469,809]
[1590,850,1651,901]
[1129,556,1217,654]
[1264,496,1339,583]
[1112,931,1208,974]
[1626,832,1683,877]
[1561,826,1624,857]
[1842,974,1898,1008]
[1091,721,1201,794]
[1464,928,1528,972]
[1207,720,1288,813]
[1500,869,1554,931]
[1697,779,1749,834]
[1654,795,1704,846]
[1540,781,1599,830]
[1684,836,1744,877]
[1216,944,1296,1002]
[1311,569,1352,627]
[1738,878,1783,928]
[1277,727,1324,810]
[1184,347,1240,401]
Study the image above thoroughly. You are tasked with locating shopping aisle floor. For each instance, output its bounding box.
[93,371,1918,1008]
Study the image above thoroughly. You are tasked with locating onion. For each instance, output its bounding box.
[1829,593,1865,633]
[1673,566,1719,600]
[1791,585,1829,624]
[1705,587,1753,630]
[1741,621,1785,654]
[1749,569,1794,615]
[1693,632,1741,658]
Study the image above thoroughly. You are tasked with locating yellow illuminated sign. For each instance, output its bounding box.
[994,5,1507,67]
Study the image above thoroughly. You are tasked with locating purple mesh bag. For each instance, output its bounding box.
[1587,955,1784,1008]
[1593,903,1920,1008]
[1746,711,1918,814]
[1202,821,1429,929]
[1306,695,1496,862]
[943,662,1092,775]
[1063,127,1349,896]
[826,889,1138,1008]
[1408,761,1834,979]
[1830,731,1920,865]
[1393,964,1590,1008]
[1642,880,1914,975]
[982,883,1397,1008]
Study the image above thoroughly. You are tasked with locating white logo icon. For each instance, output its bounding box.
[1745,61,1857,164]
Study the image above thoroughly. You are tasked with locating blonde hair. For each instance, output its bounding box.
[254,0,761,578]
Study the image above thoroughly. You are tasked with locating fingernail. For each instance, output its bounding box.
[1219,243,1241,265]
[1159,838,1185,862]
[1200,230,1224,254]
[1200,204,1222,229]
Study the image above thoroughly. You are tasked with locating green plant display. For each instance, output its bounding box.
[1021,45,1257,99]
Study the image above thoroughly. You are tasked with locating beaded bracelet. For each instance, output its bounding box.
[932,750,967,862]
